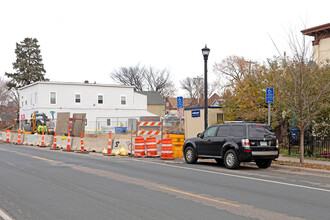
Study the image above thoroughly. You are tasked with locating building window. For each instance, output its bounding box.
[166,102,169,107]
[29,94,32,105]
[98,95,103,104]
[25,99,27,105]
[217,113,224,122]
[50,92,56,104]
[121,95,127,105]
[75,93,81,103]
[107,119,111,126]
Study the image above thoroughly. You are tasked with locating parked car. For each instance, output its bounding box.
[183,122,279,169]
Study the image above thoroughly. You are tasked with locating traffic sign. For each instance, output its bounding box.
[177,96,183,109]
[266,88,274,103]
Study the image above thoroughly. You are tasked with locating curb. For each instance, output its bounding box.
[271,164,330,175]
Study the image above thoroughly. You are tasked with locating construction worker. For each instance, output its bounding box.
[38,121,48,134]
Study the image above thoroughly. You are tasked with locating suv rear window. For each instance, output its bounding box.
[229,125,245,137]
[248,125,274,138]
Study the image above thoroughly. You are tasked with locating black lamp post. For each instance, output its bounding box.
[201,45,210,130]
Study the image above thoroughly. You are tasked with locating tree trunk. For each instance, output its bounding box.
[300,126,305,164]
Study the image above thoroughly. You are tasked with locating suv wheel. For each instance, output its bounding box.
[256,160,272,169]
[184,147,198,164]
[224,149,240,169]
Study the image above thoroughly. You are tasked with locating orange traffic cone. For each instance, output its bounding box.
[50,130,60,150]
[104,131,114,156]
[63,129,74,152]
[17,129,21,145]
[6,129,10,143]
[40,130,46,147]
[77,130,89,154]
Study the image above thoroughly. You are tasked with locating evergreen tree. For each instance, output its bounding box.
[5,37,48,89]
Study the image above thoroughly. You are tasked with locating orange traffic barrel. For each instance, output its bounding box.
[134,136,145,157]
[146,136,158,157]
[161,135,174,160]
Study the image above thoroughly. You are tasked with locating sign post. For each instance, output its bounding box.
[265,88,274,125]
[177,97,183,132]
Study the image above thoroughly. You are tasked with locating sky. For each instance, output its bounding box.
[0,0,329,97]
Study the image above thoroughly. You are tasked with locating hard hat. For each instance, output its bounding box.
[41,120,44,124]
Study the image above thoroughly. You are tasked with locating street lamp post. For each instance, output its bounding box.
[201,45,210,130]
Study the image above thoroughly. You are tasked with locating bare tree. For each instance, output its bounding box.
[213,55,261,88]
[110,64,146,91]
[110,64,176,98]
[180,76,217,104]
[144,67,176,98]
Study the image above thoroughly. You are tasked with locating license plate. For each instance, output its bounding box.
[260,141,267,146]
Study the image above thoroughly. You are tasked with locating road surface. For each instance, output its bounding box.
[0,142,329,220]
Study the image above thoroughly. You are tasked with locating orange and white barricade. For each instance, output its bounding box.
[161,134,173,160]
[17,129,21,145]
[135,121,164,157]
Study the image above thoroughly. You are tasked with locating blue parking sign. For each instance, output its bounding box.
[177,96,183,109]
[266,88,274,103]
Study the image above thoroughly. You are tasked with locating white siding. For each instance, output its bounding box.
[19,82,155,130]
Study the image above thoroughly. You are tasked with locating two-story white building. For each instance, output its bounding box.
[18,81,155,132]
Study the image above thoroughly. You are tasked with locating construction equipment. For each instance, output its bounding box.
[23,111,55,135]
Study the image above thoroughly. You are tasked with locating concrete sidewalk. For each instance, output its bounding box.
[278,155,330,166]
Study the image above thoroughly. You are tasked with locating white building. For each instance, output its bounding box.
[18,81,155,132]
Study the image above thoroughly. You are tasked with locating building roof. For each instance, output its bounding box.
[301,23,330,36]
[166,97,195,109]
[166,93,222,109]
[136,91,165,105]
[301,23,330,46]
[18,81,135,90]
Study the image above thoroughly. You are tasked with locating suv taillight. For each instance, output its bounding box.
[276,139,279,149]
[241,139,251,151]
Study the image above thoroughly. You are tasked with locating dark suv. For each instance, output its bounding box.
[183,122,279,169]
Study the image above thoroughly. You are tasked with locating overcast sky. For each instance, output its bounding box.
[0,0,329,96]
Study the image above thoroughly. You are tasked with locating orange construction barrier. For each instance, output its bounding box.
[161,134,174,160]
[50,130,60,150]
[6,129,10,143]
[17,129,21,145]
[134,136,145,157]
[146,136,158,157]
[40,131,45,147]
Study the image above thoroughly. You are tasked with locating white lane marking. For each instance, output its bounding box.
[131,159,330,193]
[0,208,14,220]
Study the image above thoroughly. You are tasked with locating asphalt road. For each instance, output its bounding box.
[0,142,329,220]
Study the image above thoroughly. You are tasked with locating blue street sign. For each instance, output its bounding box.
[192,110,200,117]
[266,88,274,103]
[177,96,183,109]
